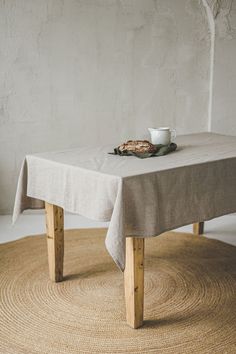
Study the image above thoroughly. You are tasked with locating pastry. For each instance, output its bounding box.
[118,140,157,154]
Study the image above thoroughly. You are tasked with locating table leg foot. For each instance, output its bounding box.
[45,202,64,282]
[193,222,204,235]
[124,237,144,329]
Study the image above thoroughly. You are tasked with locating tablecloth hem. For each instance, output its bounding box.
[105,238,125,272]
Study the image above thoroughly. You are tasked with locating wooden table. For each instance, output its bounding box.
[45,201,204,329]
[14,133,236,329]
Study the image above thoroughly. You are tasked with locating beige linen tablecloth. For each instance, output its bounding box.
[13,133,236,270]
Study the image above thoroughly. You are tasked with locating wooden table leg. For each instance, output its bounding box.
[45,202,64,282]
[124,237,144,329]
[193,222,204,235]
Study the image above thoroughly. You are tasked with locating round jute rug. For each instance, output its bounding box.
[0,229,236,354]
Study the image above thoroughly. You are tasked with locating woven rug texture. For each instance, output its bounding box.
[0,229,236,353]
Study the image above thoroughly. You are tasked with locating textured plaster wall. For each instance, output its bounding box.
[0,0,211,213]
[211,0,236,135]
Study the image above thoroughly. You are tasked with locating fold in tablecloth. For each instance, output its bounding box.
[13,133,236,271]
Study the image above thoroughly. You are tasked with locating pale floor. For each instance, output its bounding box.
[0,212,236,246]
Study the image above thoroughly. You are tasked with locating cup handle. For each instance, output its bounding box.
[171,129,176,141]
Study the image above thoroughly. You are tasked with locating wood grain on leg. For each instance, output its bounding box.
[124,237,144,329]
[45,202,64,282]
[193,222,204,235]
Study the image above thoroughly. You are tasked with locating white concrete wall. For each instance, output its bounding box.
[0,0,212,214]
[211,0,236,135]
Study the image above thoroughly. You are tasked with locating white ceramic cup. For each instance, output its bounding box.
[148,127,176,145]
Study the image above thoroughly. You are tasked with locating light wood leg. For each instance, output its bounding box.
[193,222,204,235]
[45,202,64,282]
[124,237,144,329]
